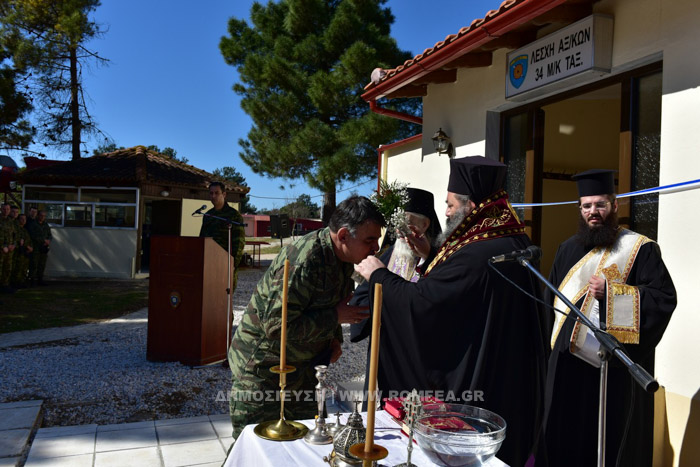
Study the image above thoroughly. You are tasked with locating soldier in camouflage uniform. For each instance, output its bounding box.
[0,203,17,293]
[11,213,33,288]
[26,208,52,286]
[228,195,385,439]
[199,182,246,292]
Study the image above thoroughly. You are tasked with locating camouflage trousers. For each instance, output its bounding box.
[28,252,48,282]
[11,251,29,286]
[0,250,13,287]
[229,367,319,440]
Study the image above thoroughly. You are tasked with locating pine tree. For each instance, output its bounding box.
[1,0,107,160]
[220,0,419,223]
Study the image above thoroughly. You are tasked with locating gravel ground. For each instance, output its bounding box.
[0,264,368,427]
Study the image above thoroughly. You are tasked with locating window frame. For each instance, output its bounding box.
[22,185,140,230]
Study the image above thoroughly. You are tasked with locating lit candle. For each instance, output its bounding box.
[280,259,290,370]
[365,283,382,452]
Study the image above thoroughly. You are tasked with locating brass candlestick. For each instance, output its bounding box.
[253,364,308,441]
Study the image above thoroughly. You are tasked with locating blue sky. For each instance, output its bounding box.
[15,0,501,211]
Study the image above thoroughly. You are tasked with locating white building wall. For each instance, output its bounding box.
[45,228,138,279]
[383,139,450,229]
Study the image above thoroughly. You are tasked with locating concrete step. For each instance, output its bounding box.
[0,400,43,467]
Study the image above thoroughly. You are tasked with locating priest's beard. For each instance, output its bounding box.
[576,211,619,249]
[436,207,468,246]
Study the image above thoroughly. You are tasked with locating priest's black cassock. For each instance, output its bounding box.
[542,237,676,467]
[367,207,549,466]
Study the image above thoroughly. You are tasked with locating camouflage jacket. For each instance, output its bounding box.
[0,216,13,247]
[16,223,32,252]
[229,227,352,387]
[199,203,245,267]
[25,218,43,245]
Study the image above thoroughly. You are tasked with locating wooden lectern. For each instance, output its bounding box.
[147,236,232,366]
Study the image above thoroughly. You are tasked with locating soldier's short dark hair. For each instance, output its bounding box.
[329,195,386,236]
[209,181,226,192]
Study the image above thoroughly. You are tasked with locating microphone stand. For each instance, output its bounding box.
[199,210,245,364]
[515,256,658,467]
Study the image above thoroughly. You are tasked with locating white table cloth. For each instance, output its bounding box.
[224,410,507,466]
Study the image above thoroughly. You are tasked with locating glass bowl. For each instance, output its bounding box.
[413,403,506,467]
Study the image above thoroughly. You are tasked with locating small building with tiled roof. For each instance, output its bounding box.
[16,146,249,278]
[362,0,700,464]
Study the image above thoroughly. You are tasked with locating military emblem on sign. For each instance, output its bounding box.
[509,54,528,89]
[169,291,181,309]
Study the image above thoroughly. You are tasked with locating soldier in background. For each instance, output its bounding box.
[27,208,51,286]
[11,213,32,289]
[0,203,16,293]
[228,195,384,439]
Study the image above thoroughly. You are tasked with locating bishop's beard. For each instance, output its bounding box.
[392,236,415,262]
[576,211,619,249]
[436,207,468,247]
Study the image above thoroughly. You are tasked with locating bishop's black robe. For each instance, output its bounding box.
[367,233,549,467]
[542,235,676,467]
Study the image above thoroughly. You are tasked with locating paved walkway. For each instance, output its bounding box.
[1,297,347,467]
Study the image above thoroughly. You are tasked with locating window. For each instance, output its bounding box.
[95,205,136,227]
[65,205,92,227]
[81,189,136,203]
[24,186,139,229]
[25,187,78,201]
[41,204,64,225]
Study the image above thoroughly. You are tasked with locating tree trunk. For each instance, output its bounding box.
[321,190,336,226]
[70,46,81,160]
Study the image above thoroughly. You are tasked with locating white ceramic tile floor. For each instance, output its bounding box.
[94,446,162,467]
[23,415,235,467]
[156,421,218,446]
[95,426,158,452]
[24,452,94,467]
[160,439,226,467]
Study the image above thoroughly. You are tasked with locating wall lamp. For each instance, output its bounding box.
[160,189,170,197]
[431,128,454,158]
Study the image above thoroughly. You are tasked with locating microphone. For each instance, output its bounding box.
[192,205,207,216]
[490,245,542,263]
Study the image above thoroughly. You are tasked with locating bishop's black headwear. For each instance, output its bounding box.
[404,188,442,240]
[572,169,616,197]
[447,156,507,204]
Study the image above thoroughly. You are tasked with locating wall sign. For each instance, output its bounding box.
[506,14,613,100]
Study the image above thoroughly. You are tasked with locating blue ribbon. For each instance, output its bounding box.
[512,178,700,208]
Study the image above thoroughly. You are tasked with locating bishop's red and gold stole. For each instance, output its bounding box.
[424,190,526,276]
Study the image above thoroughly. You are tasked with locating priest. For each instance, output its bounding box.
[541,169,676,466]
[356,156,549,466]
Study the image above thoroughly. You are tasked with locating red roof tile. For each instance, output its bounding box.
[17,146,249,194]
